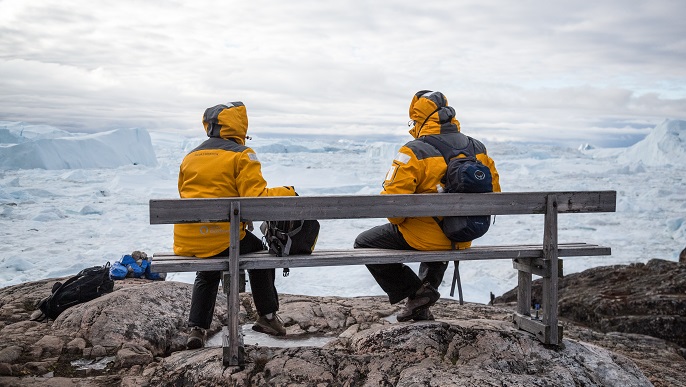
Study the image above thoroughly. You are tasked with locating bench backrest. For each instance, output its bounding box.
[149,191,617,224]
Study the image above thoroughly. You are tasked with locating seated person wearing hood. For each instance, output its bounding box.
[174,102,297,349]
[355,90,501,321]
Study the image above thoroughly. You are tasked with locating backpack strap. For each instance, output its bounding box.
[420,135,477,163]
[419,135,481,239]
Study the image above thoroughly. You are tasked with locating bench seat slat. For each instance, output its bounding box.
[150,243,610,273]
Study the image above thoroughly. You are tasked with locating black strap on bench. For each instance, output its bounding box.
[450,261,464,305]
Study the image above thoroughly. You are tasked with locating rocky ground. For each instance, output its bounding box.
[0,258,684,386]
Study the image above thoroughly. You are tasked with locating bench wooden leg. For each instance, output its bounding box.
[512,194,562,345]
[516,267,532,317]
[542,194,560,345]
[222,202,245,367]
[222,271,244,367]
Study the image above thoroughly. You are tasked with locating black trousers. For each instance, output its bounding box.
[354,223,448,304]
[188,231,279,329]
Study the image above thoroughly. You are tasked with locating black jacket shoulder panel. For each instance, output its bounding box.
[191,137,249,154]
[435,132,471,150]
[405,139,441,160]
[410,132,483,160]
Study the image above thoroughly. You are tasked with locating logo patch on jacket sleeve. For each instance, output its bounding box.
[394,152,411,164]
[248,152,259,162]
[385,166,397,182]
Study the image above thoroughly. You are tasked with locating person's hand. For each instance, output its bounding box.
[246,221,254,232]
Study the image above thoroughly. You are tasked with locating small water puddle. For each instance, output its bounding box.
[207,324,335,348]
[70,356,116,371]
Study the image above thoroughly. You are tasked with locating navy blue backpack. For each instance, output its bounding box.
[420,135,493,243]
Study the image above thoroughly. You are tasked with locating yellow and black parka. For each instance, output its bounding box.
[382,91,501,251]
[173,102,296,257]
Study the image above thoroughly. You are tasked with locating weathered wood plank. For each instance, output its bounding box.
[152,243,607,260]
[513,257,564,278]
[542,195,560,345]
[516,270,532,316]
[151,243,606,259]
[149,191,617,224]
[226,203,241,367]
[222,326,244,368]
[513,313,563,344]
[150,243,610,273]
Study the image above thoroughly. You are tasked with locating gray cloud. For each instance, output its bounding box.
[0,0,684,147]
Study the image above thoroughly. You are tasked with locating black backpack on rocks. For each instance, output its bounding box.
[32,263,115,321]
[420,135,493,243]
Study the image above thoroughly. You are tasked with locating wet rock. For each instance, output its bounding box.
[0,362,12,376]
[563,326,686,387]
[65,337,87,355]
[83,345,108,359]
[0,346,22,363]
[29,335,63,359]
[116,343,154,368]
[51,280,197,356]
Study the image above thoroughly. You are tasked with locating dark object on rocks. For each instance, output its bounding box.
[32,263,114,321]
[680,247,686,264]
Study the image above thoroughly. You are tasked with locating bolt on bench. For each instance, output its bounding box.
[149,191,617,367]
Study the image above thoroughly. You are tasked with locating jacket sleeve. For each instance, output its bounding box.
[380,146,421,224]
[476,153,501,193]
[235,149,296,197]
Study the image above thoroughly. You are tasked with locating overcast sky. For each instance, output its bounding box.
[1,1,685,147]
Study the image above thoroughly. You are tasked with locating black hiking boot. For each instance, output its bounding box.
[397,282,440,322]
[186,326,206,350]
[252,313,286,336]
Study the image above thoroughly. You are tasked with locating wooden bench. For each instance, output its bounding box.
[149,191,616,366]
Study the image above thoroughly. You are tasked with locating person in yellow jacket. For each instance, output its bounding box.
[355,90,501,322]
[174,102,297,349]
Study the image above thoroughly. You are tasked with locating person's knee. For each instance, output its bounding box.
[354,229,373,248]
[195,270,221,284]
[354,235,366,248]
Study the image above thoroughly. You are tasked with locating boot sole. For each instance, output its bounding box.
[252,324,286,336]
[397,290,440,322]
[186,337,204,350]
[397,305,433,322]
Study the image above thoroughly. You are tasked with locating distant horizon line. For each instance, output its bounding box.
[1,119,654,149]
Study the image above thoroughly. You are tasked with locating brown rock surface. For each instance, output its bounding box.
[0,259,683,386]
[496,258,686,348]
[149,318,654,387]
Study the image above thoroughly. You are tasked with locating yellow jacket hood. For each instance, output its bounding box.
[408,90,461,138]
[202,102,248,145]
